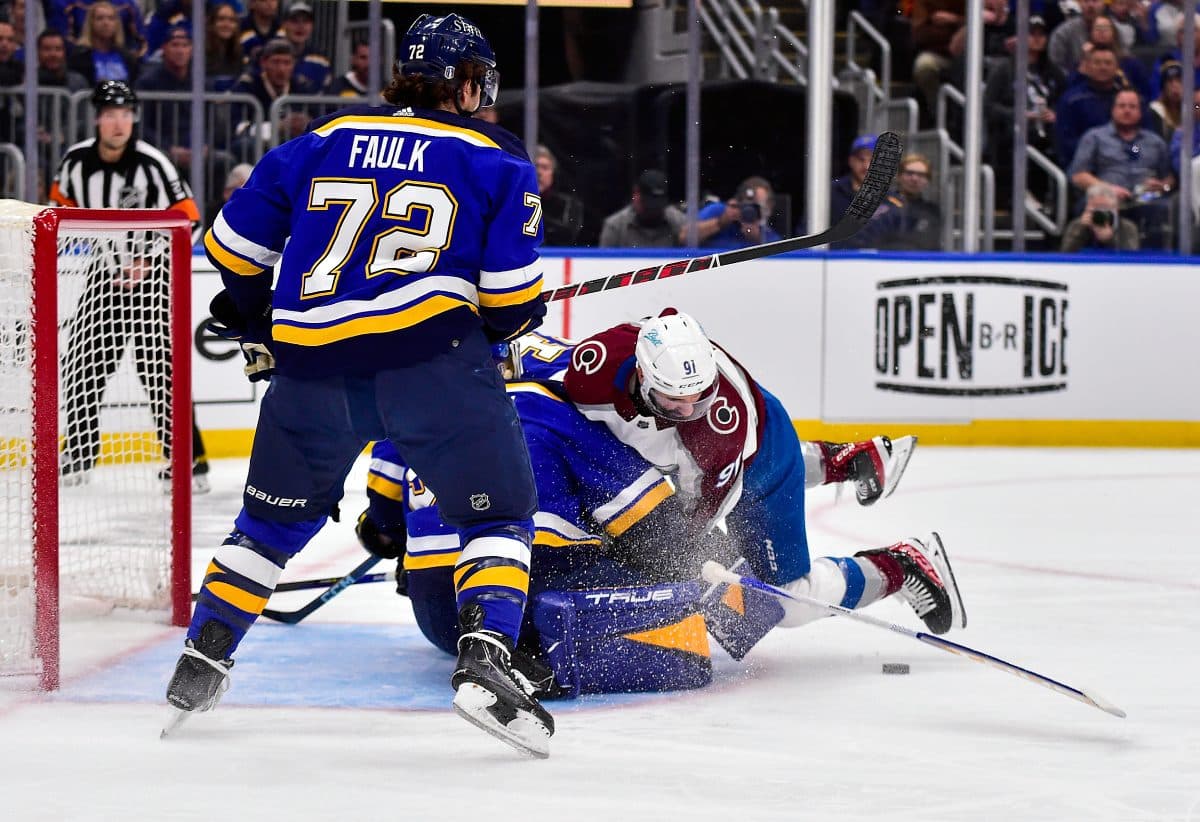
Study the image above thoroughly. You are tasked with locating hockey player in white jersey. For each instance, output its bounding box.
[559,311,961,642]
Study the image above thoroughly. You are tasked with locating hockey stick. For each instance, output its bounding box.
[700,561,1127,719]
[190,565,396,601]
[541,131,903,304]
[258,555,385,625]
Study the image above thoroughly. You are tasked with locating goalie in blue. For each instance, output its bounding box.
[167,13,555,756]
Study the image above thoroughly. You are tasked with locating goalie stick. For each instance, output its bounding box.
[541,131,903,304]
[700,559,1127,719]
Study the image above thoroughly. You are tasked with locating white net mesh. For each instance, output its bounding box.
[0,202,179,681]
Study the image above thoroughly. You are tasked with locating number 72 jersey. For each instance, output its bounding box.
[203,104,547,378]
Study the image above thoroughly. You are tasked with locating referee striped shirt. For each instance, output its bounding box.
[49,138,200,227]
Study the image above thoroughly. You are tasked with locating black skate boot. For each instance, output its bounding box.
[820,435,917,506]
[451,604,555,758]
[857,532,966,635]
[162,621,234,737]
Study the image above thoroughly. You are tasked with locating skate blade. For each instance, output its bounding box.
[928,531,967,630]
[160,708,191,739]
[452,682,550,760]
[881,435,917,499]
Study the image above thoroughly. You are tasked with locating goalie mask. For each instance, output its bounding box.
[398,13,500,108]
[634,312,719,423]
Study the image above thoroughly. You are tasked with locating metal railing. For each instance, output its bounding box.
[0,142,25,200]
[843,10,891,135]
[268,94,366,147]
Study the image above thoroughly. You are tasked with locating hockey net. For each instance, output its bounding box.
[0,202,192,690]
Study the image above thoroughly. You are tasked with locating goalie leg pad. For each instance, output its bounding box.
[700,558,785,660]
[531,582,712,698]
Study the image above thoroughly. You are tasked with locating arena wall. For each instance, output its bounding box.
[189,250,1200,456]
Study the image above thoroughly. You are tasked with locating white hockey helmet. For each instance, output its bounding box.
[634,311,719,422]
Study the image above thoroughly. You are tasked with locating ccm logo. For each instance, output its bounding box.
[583,589,675,606]
[246,484,307,508]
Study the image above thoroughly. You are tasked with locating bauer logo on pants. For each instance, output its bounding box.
[873,275,1068,396]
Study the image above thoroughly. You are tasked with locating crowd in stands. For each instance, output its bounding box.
[0,0,363,201]
[4,0,1200,253]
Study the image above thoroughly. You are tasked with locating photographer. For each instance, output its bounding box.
[683,175,781,249]
[599,169,685,248]
[1060,183,1140,251]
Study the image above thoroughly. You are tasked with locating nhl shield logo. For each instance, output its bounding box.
[469,493,491,511]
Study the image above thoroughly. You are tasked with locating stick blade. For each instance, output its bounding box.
[1079,687,1127,718]
[844,131,904,221]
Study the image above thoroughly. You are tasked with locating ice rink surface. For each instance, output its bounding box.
[2,446,1198,821]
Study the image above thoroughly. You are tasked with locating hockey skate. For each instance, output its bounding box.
[857,532,966,635]
[824,435,917,506]
[162,621,234,738]
[451,605,554,759]
[158,460,211,495]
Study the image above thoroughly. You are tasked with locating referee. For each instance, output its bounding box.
[49,79,210,494]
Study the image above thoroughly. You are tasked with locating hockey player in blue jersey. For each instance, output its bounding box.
[167,13,555,756]
[355,339,966,696]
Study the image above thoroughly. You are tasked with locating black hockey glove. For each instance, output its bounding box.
[205,290,275,383]
[355,508,407,561]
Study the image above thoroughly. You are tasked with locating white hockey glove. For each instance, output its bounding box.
[240,343,275,382]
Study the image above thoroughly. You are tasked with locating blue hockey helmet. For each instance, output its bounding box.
[398,13,499,107]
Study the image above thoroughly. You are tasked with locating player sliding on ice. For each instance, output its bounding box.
[353,332,966,703]
[164,12,557,755]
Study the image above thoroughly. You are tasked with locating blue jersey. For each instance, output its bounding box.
[203,104,546,377]
[512,331,575,380]
[367,381,675,587]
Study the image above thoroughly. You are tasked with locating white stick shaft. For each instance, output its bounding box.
[700,562,1126,718]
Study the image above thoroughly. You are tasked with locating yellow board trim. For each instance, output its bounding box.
[455,565,529,595]
[206,581,269,615]
[605,480,674,538]
[272,295,478,346]
[185,420,1200,462]
[792,420,1200,448]
[204,230,264,277]
[624,614,710,657]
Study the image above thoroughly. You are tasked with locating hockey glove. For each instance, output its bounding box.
[355,508,407,560]
[205,290,275,383]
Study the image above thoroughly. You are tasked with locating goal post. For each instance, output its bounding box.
[1,202,194,691]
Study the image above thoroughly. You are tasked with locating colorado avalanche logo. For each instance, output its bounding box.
[571,340,607,375]
[707,396,739,435]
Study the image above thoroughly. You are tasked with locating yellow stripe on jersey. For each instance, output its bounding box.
[605,479,674,537]
[366,471,406,502]
[505,381,568,402]
[272,294,478,346]
[204,229,264,277]
[312,115,500,149]
[534,530,603,549]
[404,550,462,571]
[455,564,530,595]
[478,277,544,308]
[205,581,269,615]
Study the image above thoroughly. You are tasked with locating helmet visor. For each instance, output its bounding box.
[478,66,499,108]
[644,381,718,423]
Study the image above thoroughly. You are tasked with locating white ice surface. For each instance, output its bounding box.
[2,447,1198,821]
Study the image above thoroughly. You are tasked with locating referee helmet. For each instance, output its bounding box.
[92,80,139,113]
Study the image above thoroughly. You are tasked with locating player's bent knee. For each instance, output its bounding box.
[531,582,712,698]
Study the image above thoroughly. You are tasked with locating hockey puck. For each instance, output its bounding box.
[881,663,910,675]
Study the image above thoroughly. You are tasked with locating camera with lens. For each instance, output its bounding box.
[1090,209,1116,228]
[738,193,762,224]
